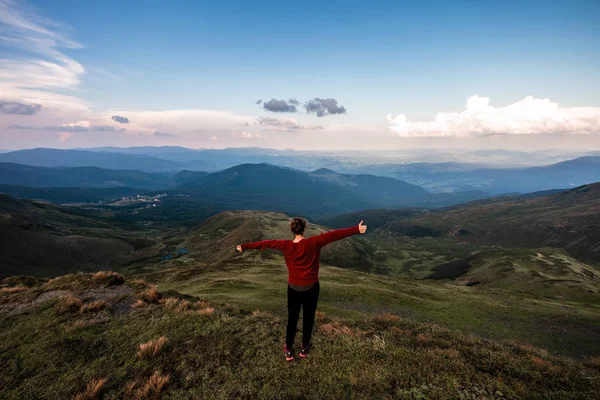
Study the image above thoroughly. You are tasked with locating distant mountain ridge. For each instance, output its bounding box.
[0,148,179,171]
[384,156,600,194]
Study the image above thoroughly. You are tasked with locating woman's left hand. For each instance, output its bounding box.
[236,245,243,252]
[358,220,367,234]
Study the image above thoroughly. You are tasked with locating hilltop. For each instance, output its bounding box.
[163,210,377,271]
[1,272,599,399]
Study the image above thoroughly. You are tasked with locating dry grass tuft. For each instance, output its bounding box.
[426,347,461,359]
[1,286,27,293]
[58,295,83,313]
[584,356,600,370]
[320,320,358,338]
[80,300,110,313]
[137,336,168,358]
[138,287,161,304]
[532,356,552,368]
[196,300,210,308]
[251,309,271,317]
[134,371,169,399]
[92,271,125,286]
[73,377,108,400]
[124,380,139,396]
[175,300,192,313]
[161,297,179,309]
[416,333,433,344]
[65,319,104,332]
[369,334,386,351]
[132,299,147,309]
[315,311,327,321]
[373,313,401,328]
[197,306,215,316]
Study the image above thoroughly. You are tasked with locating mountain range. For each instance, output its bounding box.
[1,147,599,195]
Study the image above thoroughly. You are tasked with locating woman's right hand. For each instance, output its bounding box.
[236,245,243,252]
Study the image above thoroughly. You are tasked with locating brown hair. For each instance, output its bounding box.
[290,217,307,235]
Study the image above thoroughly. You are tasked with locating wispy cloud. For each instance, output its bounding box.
[8,121,125,132]
[256,117,323,132]
[387,95,600,137]
[231,131,261,139]
[0,0,87,110]
[153,130,177,137]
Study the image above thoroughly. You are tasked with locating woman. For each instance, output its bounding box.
[236,217,367,361]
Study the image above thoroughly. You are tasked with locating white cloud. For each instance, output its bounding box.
[0,0,87,111]
[387,95,600,137]
[62,120,90,128]
[209,136,218,141]
[231,131,260,139]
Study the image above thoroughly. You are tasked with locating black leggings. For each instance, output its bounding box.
[286,282,320,349]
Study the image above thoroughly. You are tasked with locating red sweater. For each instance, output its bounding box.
[241,225,360,286]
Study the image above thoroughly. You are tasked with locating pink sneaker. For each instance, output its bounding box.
[283,344,294,361]
[299,343,311,358]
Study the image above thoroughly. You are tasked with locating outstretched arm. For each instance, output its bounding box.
[312,220,367,249]
[236,240,286,252]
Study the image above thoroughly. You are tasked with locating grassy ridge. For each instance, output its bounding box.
[1,274,599,399]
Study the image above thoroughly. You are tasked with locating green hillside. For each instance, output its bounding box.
[321,183,600,267]
[426,248,600,303]
[412,184,600,265]
[0,195,161,278]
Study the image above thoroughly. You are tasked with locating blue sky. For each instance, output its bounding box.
[1,0,599,150]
